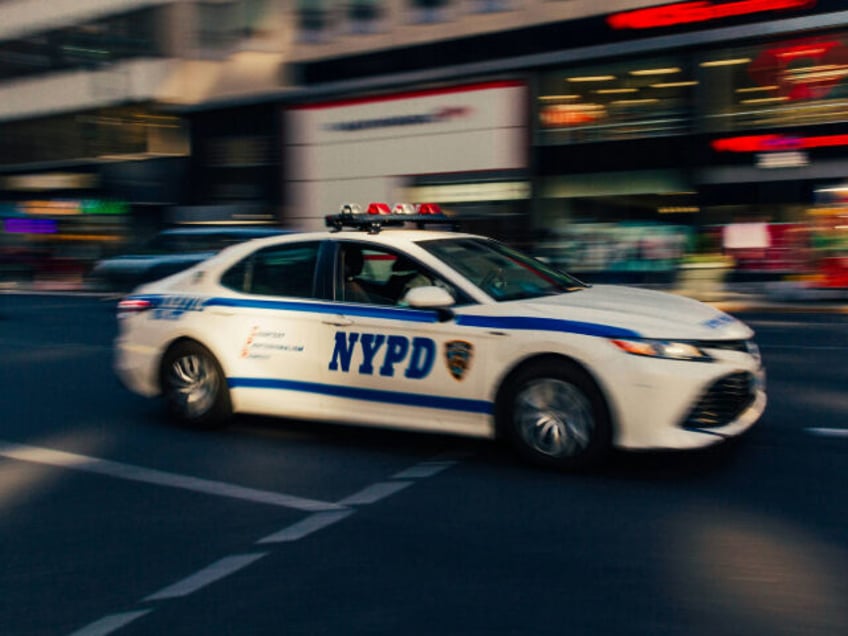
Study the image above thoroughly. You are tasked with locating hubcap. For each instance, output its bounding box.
[514,378,594,458]
[166,353,218,419]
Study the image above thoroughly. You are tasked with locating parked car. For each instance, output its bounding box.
[89,226,289,292]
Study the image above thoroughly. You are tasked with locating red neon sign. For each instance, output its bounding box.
[749,39,848,100]
[608,0,816,30]
[712,134,848,153]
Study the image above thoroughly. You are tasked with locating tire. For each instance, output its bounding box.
[161,340,232,429]
[497,359,611,470]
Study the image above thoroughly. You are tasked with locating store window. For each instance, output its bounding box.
[0,8,162,81]
[198,0,272,51]
[347,0,385,33]
[470,0,514,14]
[537,57,695,144]
[699,32,848,132]
[297,0,335,42]
[408,0,451,24]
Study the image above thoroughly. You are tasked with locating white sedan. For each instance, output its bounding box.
[114,210,766,470]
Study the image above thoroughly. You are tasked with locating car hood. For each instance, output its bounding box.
[465,284,753,341]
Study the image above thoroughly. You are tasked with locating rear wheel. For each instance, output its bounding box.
[161,341,231,429]
[498,360,611,470]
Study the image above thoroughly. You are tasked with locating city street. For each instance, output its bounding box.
[1,292,847,636]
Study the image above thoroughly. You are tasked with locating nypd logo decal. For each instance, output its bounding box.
[445,340,473,380]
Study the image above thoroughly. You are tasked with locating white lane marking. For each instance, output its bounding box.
[144,553,268,601]
[257,510,355,544]
[762,344,848,350]
[393,460,457,479]
[67,610,152,636]
[66,451,468,634]
[806,427,848,438]
[337,480,413,506]
[0,441,343,512]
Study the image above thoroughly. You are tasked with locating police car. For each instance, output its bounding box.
[114,204,766,470]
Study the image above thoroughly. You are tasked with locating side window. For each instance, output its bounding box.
[337,242,465,305]
[221,242,319,298]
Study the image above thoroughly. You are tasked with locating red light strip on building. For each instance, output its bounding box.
[712,133,848,153]
[608,0,816,30]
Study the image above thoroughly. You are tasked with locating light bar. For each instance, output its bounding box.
[326,202,457,233]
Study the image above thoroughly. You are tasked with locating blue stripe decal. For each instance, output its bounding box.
[228,377,493,414]
[204,297,438,323]
[130,294,641,338]
[455,315,640,338]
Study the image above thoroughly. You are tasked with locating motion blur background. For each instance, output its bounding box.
[0,0,846,298]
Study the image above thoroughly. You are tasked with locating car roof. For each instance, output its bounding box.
[255,228,479,245]
[158,226,288,237]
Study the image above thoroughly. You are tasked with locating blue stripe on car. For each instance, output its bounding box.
[127,294,641,338]
[228,377,493,414]
[454,315,640,338]
[204,297,438,323]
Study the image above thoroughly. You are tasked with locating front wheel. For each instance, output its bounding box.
[497,360,611,470]
[161,341,232,429]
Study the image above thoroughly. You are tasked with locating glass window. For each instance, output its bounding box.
[0,8,162,82]
[297,0,334,42]
[419,237,586,301]
[699,33,848,132]
[335,242,467,305]
[537,57,695,144]
[347,0,384,33]
[407,0,451,24]
[221,242,319,297]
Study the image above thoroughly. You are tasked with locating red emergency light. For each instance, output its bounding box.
[366,202,392,215]
[607,0,816,31]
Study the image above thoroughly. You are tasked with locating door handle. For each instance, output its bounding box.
[322,315,354,327]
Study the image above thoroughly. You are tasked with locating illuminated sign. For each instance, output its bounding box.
[3,218,58,234]
[540,104,604,127]
[756,151,809,168]
[17,199,130,217]
[712,133,848,153]
[607,0,816,30]
[749,40,848,100]
[2,173,97,191]
[325,107,471,132]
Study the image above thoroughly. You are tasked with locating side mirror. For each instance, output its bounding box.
[404,285,455,308]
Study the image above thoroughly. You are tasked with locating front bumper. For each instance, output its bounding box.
[605,350,766,451]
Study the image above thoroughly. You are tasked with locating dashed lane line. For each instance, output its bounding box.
[67,611,153,636]
[337,480,414,506]
[257,510,356,544]
[806,427,848,438]
[0,440,343,512]
[144,553,269,601]
[66,452,470,636]
[393,459,458,479]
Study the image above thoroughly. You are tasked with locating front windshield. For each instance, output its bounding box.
[419,237,587,301]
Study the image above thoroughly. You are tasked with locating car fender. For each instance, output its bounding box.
[488,334,623,438]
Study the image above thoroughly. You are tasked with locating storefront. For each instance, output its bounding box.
[283,80,530,241]
[532,3,848,284]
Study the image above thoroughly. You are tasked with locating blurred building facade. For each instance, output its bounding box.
[1,0,847,287]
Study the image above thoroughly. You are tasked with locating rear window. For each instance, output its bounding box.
[221,242,320,298]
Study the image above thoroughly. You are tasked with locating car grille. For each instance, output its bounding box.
[681,371,756,430]
[691,339,750,353]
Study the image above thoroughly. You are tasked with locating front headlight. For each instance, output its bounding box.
[610,338,714,362]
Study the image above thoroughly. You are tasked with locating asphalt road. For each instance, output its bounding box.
[1,293,847,636]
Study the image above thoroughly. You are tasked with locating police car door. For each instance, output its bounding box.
[322,241,491,435]
[217,240,332,419]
